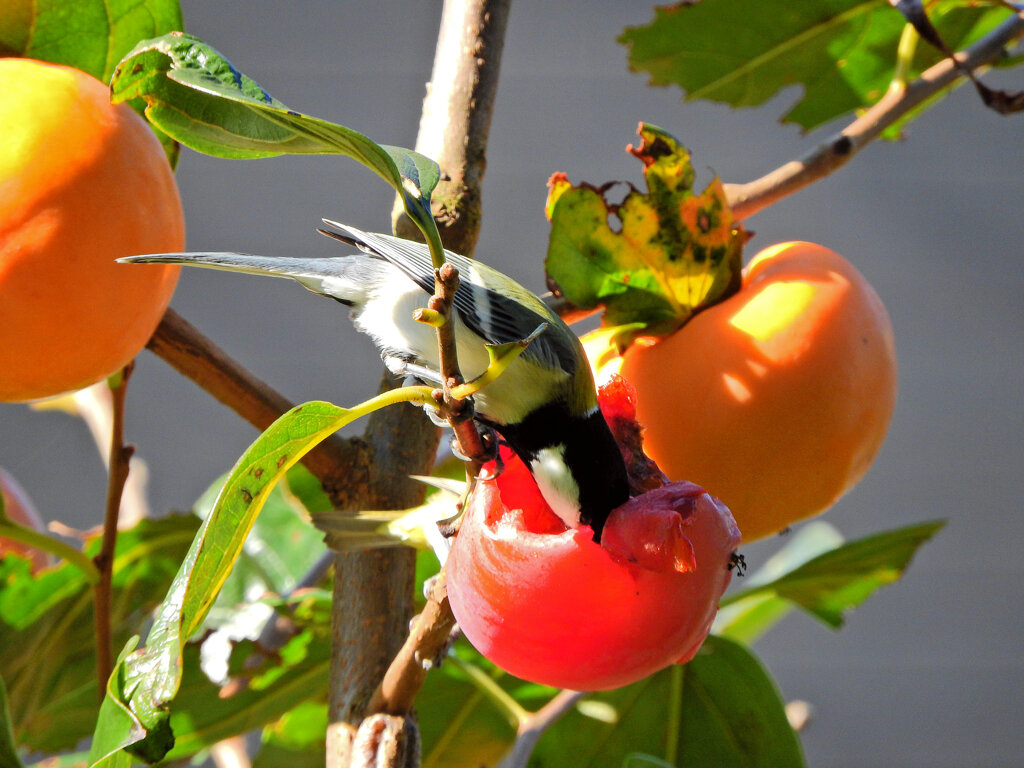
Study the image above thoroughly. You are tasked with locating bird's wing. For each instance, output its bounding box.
[319,220,578,374]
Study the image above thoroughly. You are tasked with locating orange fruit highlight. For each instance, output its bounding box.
[0,58,183,402]
[587,242,897,542]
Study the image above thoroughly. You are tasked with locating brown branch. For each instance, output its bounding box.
[147,308,368,507]
[92,363,135,695]
[726,11,1024,220]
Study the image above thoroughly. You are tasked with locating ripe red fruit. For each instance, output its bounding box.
[446,447,740,691]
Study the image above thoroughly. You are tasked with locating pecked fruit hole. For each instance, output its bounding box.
[445,450,741,691]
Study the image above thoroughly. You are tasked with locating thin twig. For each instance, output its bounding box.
[496,690,586,768]
[432,263,489,476]
[92,363,135,694]
[725,11,1024,220]
[365,260,493,716]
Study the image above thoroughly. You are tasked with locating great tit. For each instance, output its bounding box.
[122,220,629,539]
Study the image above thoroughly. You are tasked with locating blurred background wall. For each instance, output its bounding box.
[2,3,1021,766]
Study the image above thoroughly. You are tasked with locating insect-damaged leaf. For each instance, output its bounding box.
[545,124,744,344]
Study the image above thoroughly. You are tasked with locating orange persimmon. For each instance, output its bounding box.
[587,242,897,542]
[0,58,182,402]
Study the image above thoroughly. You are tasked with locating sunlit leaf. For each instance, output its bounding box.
[620,0,1014,131]
[0,0,182,83]
[193,467,328,620]
[714,522,844,643]
[110,32,440,241]
[720,521,945,628]
[546,124,744,343]
[88,390,433,764]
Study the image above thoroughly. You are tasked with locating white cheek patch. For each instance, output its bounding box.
[529,444,582,529]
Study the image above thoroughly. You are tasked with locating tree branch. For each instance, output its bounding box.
[725,11,1024,220]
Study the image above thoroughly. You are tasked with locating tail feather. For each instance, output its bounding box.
[118,251,389,306]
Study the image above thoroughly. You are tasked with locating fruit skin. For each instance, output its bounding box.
[0,468,50,572]
[0,58,182,402]
[588,242,897,542]
[446,450,740,691]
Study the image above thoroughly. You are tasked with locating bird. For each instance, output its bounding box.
[121,219,630,539]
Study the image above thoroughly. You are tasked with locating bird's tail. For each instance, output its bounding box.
[118,251,388,306]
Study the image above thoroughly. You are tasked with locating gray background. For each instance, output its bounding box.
[2,2,1022,766]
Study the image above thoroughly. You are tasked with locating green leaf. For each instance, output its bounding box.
[529,636,803,767]
[193,467,328,622]
[0,675,25,768]
[721,521,945,628]
[110,32,441,245]
[88,395,424,764]
[545,124,744,342]
[0,514,199,754]
[620,0,1014,131]
[714,521,845,643]
[0,0,183,83]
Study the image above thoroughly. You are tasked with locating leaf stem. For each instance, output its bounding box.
[665,664,684,764]
[0,517,99,582]
[92,363,135,696]
[447,653,530,730]
[496,689,586,768]
[892,21,921,90]
[725,11,1024,220]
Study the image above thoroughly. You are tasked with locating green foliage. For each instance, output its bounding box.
[109,33,444,256]
[546,124,744,344]
[88,401,366,763]
[620,0,1014,131]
